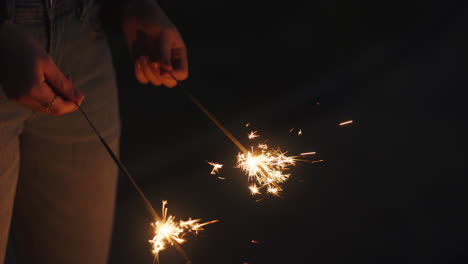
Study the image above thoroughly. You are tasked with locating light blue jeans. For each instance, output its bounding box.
[0,0,121,263]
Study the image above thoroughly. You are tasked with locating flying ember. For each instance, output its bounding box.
[248,131,260,140]
[206,161,223,175]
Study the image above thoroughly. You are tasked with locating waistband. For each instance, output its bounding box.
[3,0,95,22]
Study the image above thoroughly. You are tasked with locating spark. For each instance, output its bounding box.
[217,177,226,180]
[251,240,260,244]
[300,152,316,156]
[289,128,295,133]
[249,184,260,195]
[245,123,251,127]
[149,201,218,257]
[248,131,260,140]
[237,143,297,196]
[206,161,223,175]
[339,120,353,126]
[298,129,303,136]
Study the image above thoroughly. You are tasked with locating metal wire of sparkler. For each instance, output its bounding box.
[167,74,250,155]
[76,105,160,220]
[76,104,203,264]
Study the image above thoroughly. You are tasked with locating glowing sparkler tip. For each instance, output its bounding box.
[237,139,297,197]
[149,201,218,256]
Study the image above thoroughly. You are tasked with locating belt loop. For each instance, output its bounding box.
[4,0,16,22]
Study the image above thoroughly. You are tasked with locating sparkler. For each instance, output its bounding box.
[165,73,305,197]
[76,105,216,263]
[150,201,219,261]
[237,134,297,196]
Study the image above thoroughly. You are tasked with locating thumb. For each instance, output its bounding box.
[42,58,83,103]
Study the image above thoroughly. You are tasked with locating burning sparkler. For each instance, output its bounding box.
[149,201,218,260]
[237,132,297,196]
[76,104,218,264]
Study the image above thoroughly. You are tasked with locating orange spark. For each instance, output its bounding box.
[339,120,353,126]
[248,131,260,140]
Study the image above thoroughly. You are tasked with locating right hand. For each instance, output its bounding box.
[0,22,84,116]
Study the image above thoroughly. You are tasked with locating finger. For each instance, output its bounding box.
[66,76,85,106]
[135,59,149,84]
[18,81,79,116]
[171,46,189,81]
[42,57,83,103]
[140,56,162,86]
[38,81,79,116]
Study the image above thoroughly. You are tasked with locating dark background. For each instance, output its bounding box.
[107,1,468,263]
[34,0,468,263]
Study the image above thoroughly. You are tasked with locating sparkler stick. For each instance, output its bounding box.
[165,72,249,154]
[77,104,216,264]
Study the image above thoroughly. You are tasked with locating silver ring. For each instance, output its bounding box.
[42,95,58,111]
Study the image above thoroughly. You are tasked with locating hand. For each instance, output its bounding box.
[121,0,189,87]
[0,22,84,116]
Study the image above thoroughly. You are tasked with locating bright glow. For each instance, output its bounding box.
[149,201,218,256]
[237,142,296,196]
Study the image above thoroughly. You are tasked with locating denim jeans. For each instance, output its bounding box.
[0,0,121,263]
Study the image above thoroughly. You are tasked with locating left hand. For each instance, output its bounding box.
[121,0,188,87]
